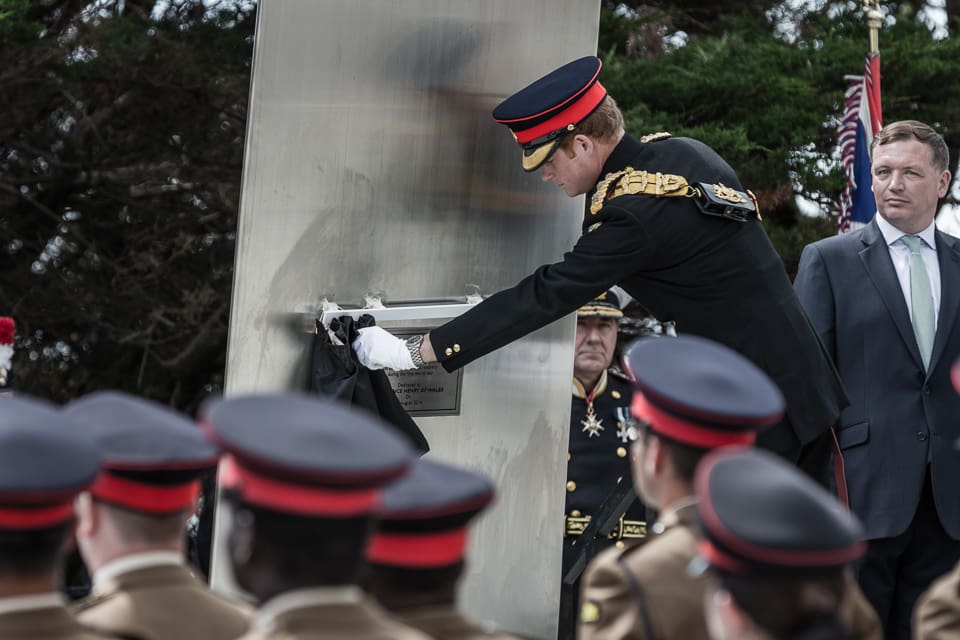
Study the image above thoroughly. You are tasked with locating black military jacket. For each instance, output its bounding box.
[566,370,646,527]
[430,133,846,446]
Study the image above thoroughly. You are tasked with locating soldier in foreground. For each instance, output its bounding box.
[0,397,108,639]
[693,448,881,640]
[203,393,431,640]
[577,334,785,640]
[66,391,251,639]
[365,457,519,639]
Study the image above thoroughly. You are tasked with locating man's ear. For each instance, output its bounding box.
[709,586,751,638]
[73,492,98,539]
[572,133,594,156]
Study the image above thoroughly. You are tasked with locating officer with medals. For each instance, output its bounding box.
[561,290,648,634]
[692,448,881,640]
[578,335,784,640]
[365,458,521,639]
[0,397,111,639]
[65,392,252,640]
[353,56,847,490]
[202,394,432,640]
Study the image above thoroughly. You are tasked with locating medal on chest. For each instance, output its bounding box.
[581,391,604,438]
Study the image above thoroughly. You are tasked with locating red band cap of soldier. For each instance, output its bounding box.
[493,56,607,172]
[201,394,415,518]
[368,458,495,569]
[63,391,219,515]
[0,397,101,529]
[693,448,866,577]
[623,335,784,449]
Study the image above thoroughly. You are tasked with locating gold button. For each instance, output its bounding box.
[616,447,627,458]
[444,347,453,356]
[570,510,581,517]
[616,541,625,549]
[453,344,461,353]
[567,452,571,461]
[612,390,621,399]
[566,481,577,492]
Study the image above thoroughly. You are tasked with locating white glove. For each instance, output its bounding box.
[352,326,415,371]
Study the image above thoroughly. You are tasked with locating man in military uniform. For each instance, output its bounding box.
[365,457,520,639]
[202,393,431,640]
[561,289,648,635]
[0,396,109,639]
[578,335,784,640]
[66,391,252,640]
[914,357,960,640]
[353,55,847,488]
[693,448,881,640]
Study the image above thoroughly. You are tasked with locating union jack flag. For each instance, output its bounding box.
[837,52,883,234]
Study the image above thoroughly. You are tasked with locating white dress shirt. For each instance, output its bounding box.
[875,214,941,329]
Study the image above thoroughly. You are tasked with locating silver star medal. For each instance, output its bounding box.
[581,404,604,438]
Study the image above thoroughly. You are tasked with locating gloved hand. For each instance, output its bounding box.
[352,326,415,371]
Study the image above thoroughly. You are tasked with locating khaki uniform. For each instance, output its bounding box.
[72,562,251,640]
[0,602,112,639]
[578,501,707,640]
[839,570,883,640]
[914,561,960,639]
[396,606,521,640]
[239,587,433,640]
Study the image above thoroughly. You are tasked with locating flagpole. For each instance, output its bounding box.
[865,0,882,54]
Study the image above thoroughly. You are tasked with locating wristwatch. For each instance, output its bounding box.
[405,334,426,369]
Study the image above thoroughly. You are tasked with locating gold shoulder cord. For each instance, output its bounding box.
[590,167,693,215]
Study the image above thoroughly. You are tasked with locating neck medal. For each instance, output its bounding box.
[581,397,604,438]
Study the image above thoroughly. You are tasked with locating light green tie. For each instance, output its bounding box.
[901,235,935,370]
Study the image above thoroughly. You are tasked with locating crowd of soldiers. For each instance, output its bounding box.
[4,305,960,639]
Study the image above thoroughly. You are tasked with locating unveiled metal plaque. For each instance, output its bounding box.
[384,362,463,416]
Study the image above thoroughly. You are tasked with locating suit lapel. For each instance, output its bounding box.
[928,230,960,375]
[858,221,925,370]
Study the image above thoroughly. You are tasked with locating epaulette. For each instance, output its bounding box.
[589,167,691,215]
[639,131,671,143]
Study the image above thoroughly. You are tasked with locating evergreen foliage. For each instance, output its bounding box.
[0,1,956,407]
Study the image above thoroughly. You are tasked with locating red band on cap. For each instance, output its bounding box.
[367,529,468,568]
[951,361,960,394]
[0,503,73,529]
[697,539,748,573]
[219,456,380,517]
[510,82,607,145]
[631,393,756,448]
[694,452,866,573]
[92,474,200,514]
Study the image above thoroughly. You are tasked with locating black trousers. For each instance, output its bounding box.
[856,468,960,640]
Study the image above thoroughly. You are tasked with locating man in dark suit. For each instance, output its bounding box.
[794,120,960,640]
[353,55,846,485]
